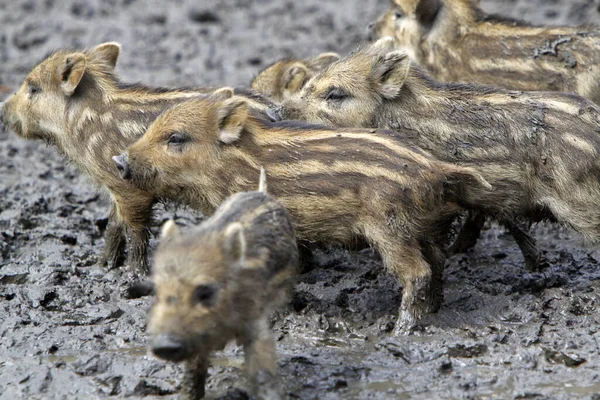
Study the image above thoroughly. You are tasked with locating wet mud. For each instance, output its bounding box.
[1,0,600,399]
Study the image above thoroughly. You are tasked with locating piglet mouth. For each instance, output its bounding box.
[151,334,191,362]
[8,120,25,137]
[0,112,23,136]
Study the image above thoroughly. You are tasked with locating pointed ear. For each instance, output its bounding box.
[416,0,441,25]
[160,219,179,240]
[216,98,249,144]
[222,222,246,266]
[89,42,121,70]
[211,86,234,102]
[59,53,87,96]
[373,51,411,100]
[309,52,340,70]
[281,64,308,95]
[370,36,397,55]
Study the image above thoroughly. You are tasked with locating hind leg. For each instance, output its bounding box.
[447,212,486,255]
[364,226,432,334]
[389,246,432,335]
[422,243,446,313]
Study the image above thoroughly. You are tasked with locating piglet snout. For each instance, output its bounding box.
[112,153,131,180]
[151,334,188,362]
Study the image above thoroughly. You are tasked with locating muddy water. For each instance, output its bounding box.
[1,0,600,399]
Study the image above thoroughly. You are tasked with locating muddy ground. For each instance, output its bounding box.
[2,0,600,399]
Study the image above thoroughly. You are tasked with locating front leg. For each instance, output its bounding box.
[243,317,281,400]
[113,192,154,275]
[182,355,209,400]
[99,201,126,269]
[504,219,541,271]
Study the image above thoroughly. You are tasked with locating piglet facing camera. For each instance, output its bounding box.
[148,168,298,400]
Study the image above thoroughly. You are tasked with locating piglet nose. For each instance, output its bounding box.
[266,107,282,122]
[151,335,187,362]
[366,23,376,41]
[112,153,131,180]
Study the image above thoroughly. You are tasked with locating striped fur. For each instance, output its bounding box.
[369,0,600,104]
[278,39,600,271]
[123,96,492,332]
[0,42,275,274]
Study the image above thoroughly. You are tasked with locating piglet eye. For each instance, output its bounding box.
[324,88,349,102]
[28,84,42,96]
[167,131,190,145]
[394,9,403,19]
[191,284,217,307]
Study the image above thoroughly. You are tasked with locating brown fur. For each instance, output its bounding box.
[0,42,275,274]
[251,52,340,103]
[278,38,600,271]
[149,173,297,399]
[119,96,491,332]
[368,0,600,104]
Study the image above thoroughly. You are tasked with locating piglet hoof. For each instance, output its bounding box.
[216,388,250,400]
[393,310,418,336]
[524,253,542,272]
[181,380,206,400]
[126,256,150,276]
[99,250,125,270]
[122,278,155,299]
[254,371,281,400]
[425,292,443,314]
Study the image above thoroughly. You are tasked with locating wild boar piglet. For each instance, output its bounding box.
[149,169,297,400]
[116,95,491,333]
[0,42,274,275]
[368,0,600,103]
[251,52,340,103]
[278,37,600,270]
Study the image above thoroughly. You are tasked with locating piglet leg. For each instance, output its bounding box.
[243,317,281,400]
[99,202,126,269]
[182,355,209,400]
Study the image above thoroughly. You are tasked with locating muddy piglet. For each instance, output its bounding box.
[148,169,298,400]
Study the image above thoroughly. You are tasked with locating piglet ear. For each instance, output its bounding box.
[89,42,121,70]
[281,64,308,96]
[309,52,340,70]
[373,51,411,100]
[160,219,179,240]
[369,36,397,55]
[211,86,235,102]
[223,222,246,266]
[216,98,249,144]
[416,0,442,25]
[59,53,87,96]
